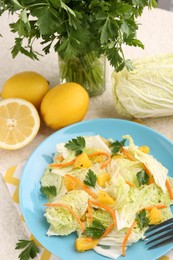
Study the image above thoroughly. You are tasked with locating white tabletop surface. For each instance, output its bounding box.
[0,7,173,260]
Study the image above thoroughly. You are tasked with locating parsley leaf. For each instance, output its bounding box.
[84,169,97,188]
[40,185,57,198]
[109,139,126,155]
[0,0,157,71]
[65,136,85,155]
[136,169,149,186]
[15,240,39,260]
[135,209,149,230]
[82,220,105,239]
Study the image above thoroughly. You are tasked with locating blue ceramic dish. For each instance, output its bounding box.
[19,118,173,260]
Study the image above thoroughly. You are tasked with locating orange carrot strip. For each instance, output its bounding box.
[89,199,116,226]
[84,186,98,199]
[101,223,114,238]
[65,174,97,199]
[121,147,136,161]
[143,164,154,184]
[125,180,134,187]
[88,152,111,169]
[44,203,85,231]
[49,159,75,168]
[55,155,64,161]
[166,179,173,200]
[139,204,167,212]
[122,221,137,256]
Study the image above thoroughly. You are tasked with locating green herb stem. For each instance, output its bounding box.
[59,52,105,96]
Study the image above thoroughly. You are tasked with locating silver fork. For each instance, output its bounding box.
[145,218,173,250]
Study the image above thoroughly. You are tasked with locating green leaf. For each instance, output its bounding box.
[65,136,85,156]
[84,169,97,188]
[12,0,24,9]
[1,0,157,72]
[125,59,135,71]
[40,185,57,198]
[100,18,109,44]
[136,169,149,186]
[31,6,59,35]
[110,139,126,155]
[15,240,39,260]
[60,1,76,16]
[82,219,105,239]
[135,209,149,229]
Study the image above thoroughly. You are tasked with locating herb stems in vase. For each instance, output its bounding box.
[59,52,105,97]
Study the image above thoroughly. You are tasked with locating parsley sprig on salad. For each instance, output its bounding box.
[65,136,85,155]
[84,169,97,188]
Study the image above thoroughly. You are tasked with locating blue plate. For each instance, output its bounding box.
[19,118,173,260]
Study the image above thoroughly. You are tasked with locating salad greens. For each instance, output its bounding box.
[112,53,173,117]
[136,169,149,186]
[135,209,149,229]
[40,134,173,259]
[40,185,57,198]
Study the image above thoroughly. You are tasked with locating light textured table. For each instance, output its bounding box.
[0,7,173,260]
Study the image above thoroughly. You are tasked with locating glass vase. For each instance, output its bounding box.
[58,52,106,97]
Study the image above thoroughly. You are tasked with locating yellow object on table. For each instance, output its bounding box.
[2,163,55,260]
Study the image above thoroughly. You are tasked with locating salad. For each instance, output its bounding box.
[40,134,173,259]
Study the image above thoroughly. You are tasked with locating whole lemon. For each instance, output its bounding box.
[1,71,49,109]
[40,82,89,130]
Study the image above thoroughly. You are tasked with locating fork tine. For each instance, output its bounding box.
[148,236,173,250]
[145,218,173,233]
[146,230,173,245]
[145,224,173,239]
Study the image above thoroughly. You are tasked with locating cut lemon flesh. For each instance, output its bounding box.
[0,98,40,150]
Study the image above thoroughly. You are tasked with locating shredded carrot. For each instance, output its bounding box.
[89,199,116,226]
[49,159,75,168]
[65,174,97,199]
[139,204,167,212]
[101,223,114,238]
[122,221,137,256]
[43,203,85,231]
[125,180,134,187]
[166,179,173,200]
[88,151,111,169]
[55,155,64,161]
[121,147,135,161]
[142,164,154,184]
[84,186,98,199]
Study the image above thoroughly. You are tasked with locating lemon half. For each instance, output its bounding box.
[0,98,40,150]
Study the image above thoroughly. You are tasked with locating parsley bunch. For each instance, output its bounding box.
[0,0,156,71]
